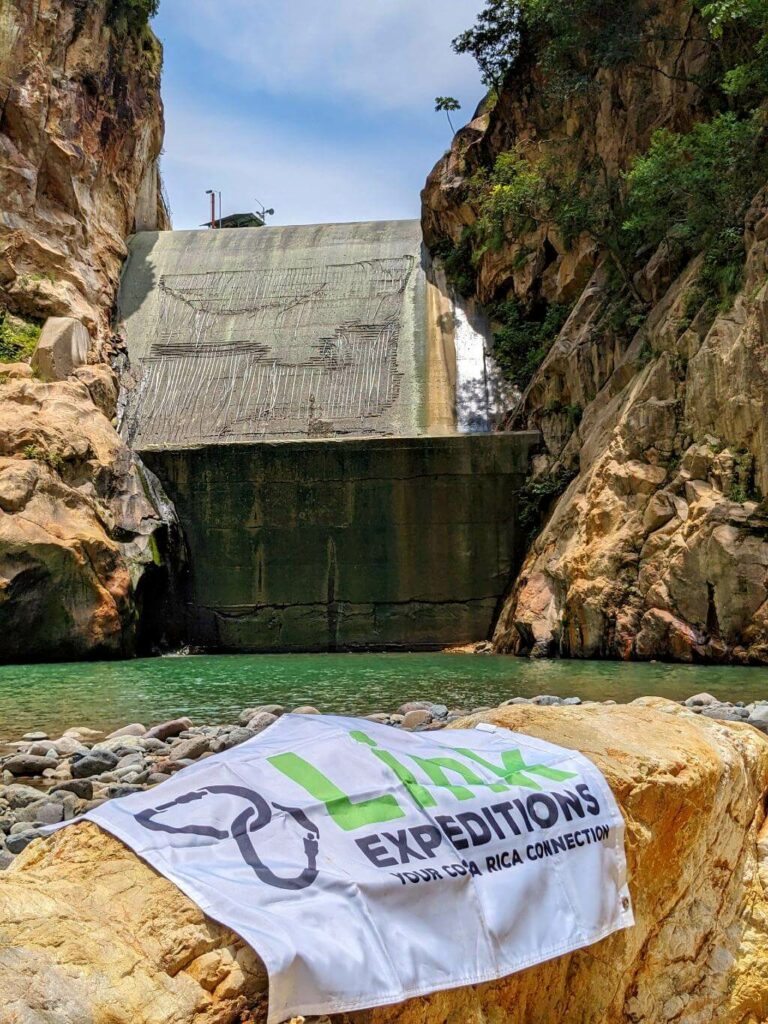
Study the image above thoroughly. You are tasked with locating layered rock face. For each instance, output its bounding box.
[0,367,164,660]
[422,4,768,662]
[495,195,768,663]
[0,0,170,661]
[0,0,168,339]
[1,702,767,1022]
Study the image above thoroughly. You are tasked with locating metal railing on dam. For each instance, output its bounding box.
[117,221,538,651]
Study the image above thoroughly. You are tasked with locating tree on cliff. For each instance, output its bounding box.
[440,0,768,385]
[453,0,648,91]
[454,0,767,98]
[109,0,159,34]
[435,97,462,135]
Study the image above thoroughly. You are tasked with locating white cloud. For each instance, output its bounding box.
[161,100,427,229]
[159,0,482,110]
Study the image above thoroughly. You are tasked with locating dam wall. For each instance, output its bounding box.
[141,433,539,651]
[119,220,532,651]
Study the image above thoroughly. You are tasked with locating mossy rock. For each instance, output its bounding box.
[0,310,41,364]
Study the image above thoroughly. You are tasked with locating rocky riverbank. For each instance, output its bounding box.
[2,699,768,1024]
[1,691,767,870]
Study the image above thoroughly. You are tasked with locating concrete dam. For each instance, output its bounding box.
[117,220,538,651]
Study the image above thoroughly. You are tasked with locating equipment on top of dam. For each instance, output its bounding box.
[117,221,535,651]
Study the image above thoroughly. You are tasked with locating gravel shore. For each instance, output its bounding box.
[1,691,766,870]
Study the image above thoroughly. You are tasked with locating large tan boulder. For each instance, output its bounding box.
[1,702,767,1024]
[31,317,91,382]
[0,374,162,660]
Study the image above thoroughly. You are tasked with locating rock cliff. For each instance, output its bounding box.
[0,365,168,660]
[1,702,767,1022]
[0,0,168,339]
[0,0,171,661]
[422,0,768,663]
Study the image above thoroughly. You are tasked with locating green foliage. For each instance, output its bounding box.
[22,445,65,473]
[0,311,41,363]
[470,150,547,244]
[604,294,648,337]
[456,0,767,100]
[544,400,583,426]
[490,299,570,389]
[518,467,578,540]
[432,232,477,297]
[452,0,519,88]
[467,112,765,314]
[697,0,768,101]
[624,113,766,256]
[636,339,654,367]
[445,0,767,346]
[730,448,759,503]
[624,112,766,309]
[435,96,462,134]
[682,227,748,322]
[469,149,639,295]
[453,0,649,90]
[108,0,159,34]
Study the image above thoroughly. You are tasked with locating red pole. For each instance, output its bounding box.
[210,192,216,229]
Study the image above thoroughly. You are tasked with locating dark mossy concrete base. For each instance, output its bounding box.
[141,434,539,652]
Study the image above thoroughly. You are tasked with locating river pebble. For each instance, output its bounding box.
[210,726,257,753]
[106,784,145,799]
[72,750,119,778]
[6,829,42,854]
[685,692,718,707]
[169,736,210,762]
[145,718,193,742]
[397,701,432,715]
[4,754,55,777]
[256,704,285,717]
[244,712,278,734]
[107,723,147,740]
[402,709,432,729]
[50,779,93,800]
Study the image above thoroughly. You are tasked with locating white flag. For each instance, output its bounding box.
[78,715,633,1023]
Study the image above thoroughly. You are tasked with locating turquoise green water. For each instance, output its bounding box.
[1,653,767,744]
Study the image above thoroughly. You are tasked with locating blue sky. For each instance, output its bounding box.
[152,1,485,229]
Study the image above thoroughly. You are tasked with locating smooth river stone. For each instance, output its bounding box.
[3,755,54,778]
[71,751,119,779]
[145,718,193,742]
[106,724,147,740]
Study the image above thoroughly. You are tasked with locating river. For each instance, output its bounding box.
[1,653,767,744]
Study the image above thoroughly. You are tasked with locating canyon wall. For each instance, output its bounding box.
[0,0,170,661]
[423,1,768,663]
[0,0,168,338]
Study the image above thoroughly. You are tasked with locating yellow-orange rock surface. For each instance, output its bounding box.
[0,0,168,340]
[0,0,171,660]
[0,372,162,659]
[421,0,768,665]
[1,702,767,1023]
